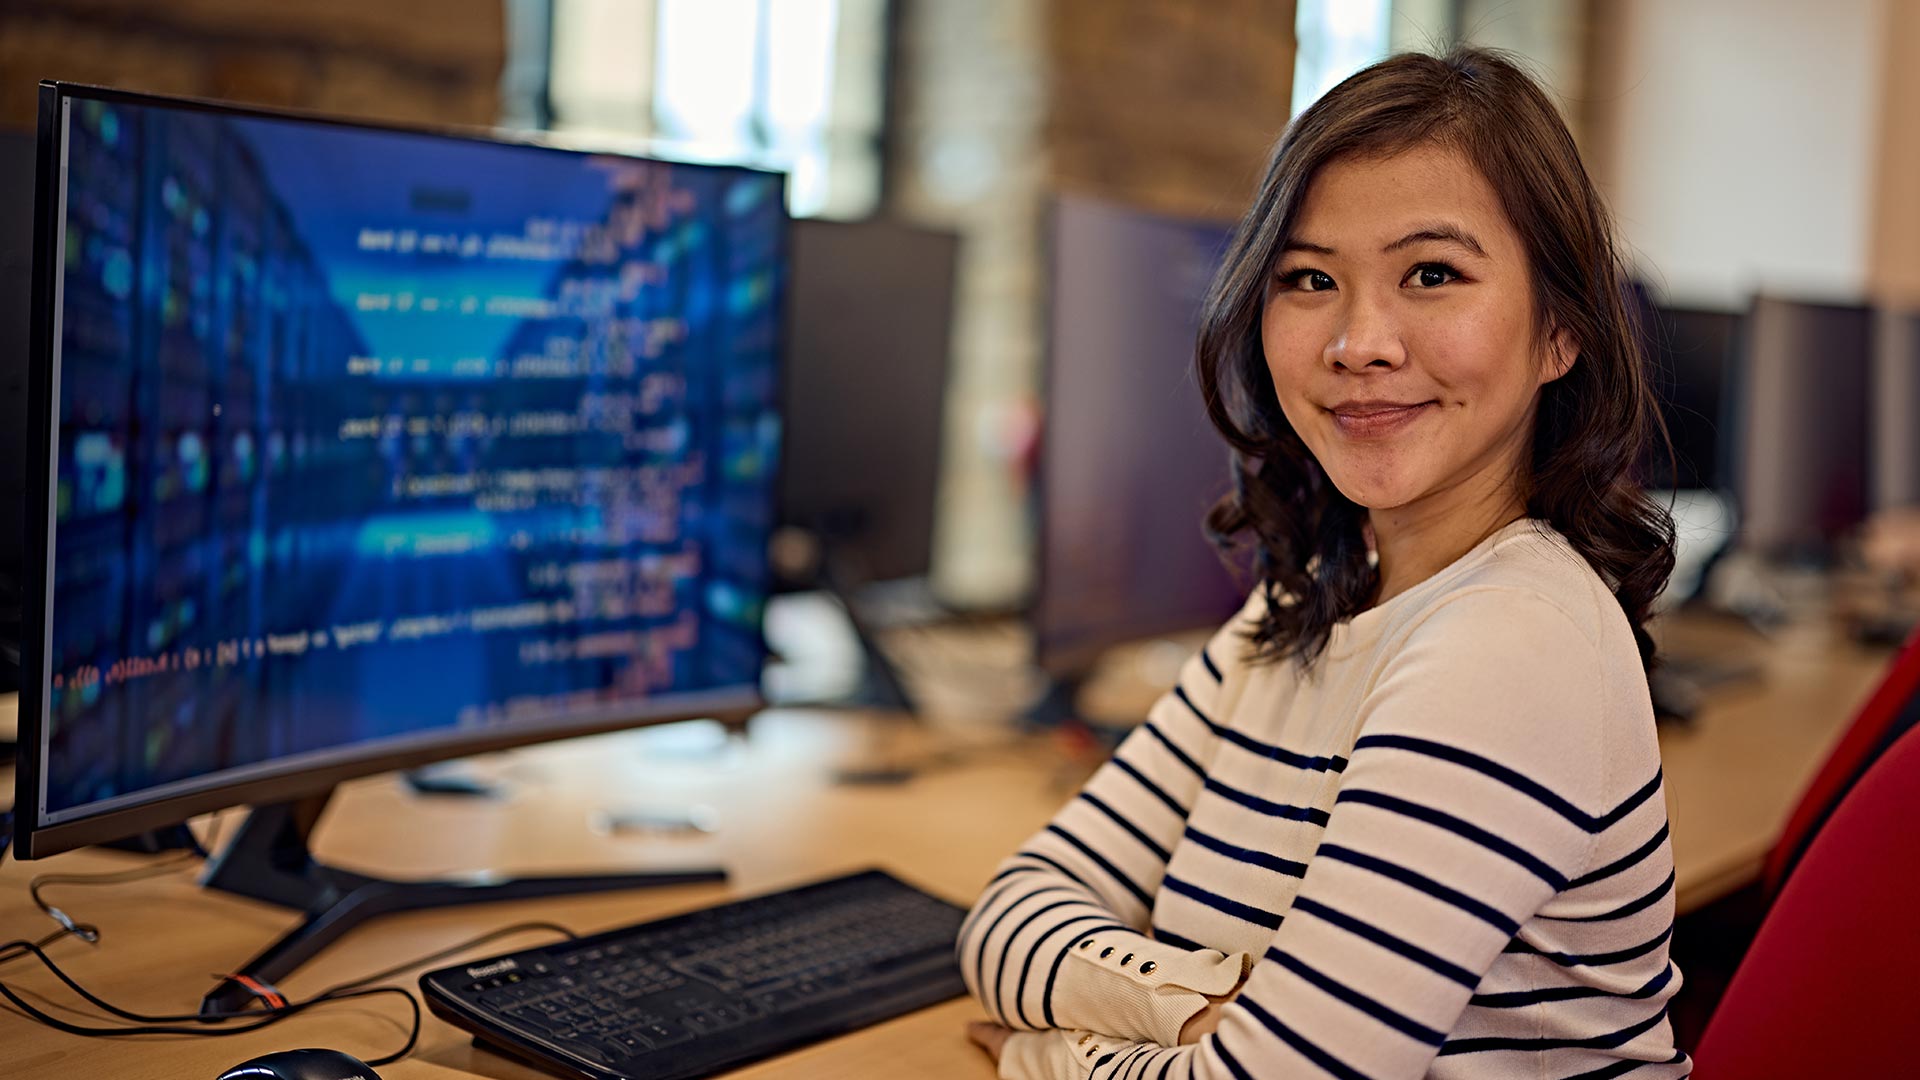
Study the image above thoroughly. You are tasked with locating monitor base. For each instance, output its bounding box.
[197,791,725,1017]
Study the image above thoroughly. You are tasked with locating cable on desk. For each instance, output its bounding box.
[23,811,229,942]
[0,918,578,1068]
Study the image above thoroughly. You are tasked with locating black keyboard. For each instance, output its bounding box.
[419,869,970,1080]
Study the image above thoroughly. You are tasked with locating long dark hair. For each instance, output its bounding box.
[1198,47,1675,671]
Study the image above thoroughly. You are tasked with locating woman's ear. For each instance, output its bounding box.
[1539,325,1578,386]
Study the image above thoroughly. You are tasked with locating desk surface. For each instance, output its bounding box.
[0,612,1893,1079]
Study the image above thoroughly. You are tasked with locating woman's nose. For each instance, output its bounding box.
[1323,293,1406,373]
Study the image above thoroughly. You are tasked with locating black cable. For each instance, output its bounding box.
[319,919,579,995]
[24,811,229,941]
[0,917,576,1067]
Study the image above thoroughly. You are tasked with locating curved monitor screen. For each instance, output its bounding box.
[29,87,784,836]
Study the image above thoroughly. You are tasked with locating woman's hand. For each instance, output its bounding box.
[967,1020,1012,1064]
[1178,986,1243,1044]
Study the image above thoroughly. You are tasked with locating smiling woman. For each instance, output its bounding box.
[961,48,1689,1080]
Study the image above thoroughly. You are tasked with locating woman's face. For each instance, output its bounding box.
[1260,143,1572,517]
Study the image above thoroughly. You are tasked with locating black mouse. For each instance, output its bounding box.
[214,1048,383,1080]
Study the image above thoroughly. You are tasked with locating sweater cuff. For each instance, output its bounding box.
[1000,1029,1143,1080]
[1047,929,1252,1046]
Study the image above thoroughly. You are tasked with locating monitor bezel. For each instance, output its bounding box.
[17,81,786,860]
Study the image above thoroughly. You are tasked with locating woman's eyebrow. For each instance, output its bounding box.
[1383,223,1487,257]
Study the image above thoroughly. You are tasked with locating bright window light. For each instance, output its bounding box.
[1293,0,1392,119]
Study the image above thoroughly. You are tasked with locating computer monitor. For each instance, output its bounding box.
[1734,295,1873,558]
[1873,307,1920,513]
[17,83,785,1007]
[781,217,958,587]
[1629,295,1744,607]
[1639,302,1741,493]
[1032,195,1244,680]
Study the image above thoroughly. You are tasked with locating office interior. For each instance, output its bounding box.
[1,0,1917,1077]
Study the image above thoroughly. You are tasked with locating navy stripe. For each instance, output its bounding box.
[1151,925,1208,952]
[1570,824,1669,889]
[1047,824,1154,908]
[958,877,1024,959]
[1557,1060,1664,1080]
[1176,685,1347,773]
[1438,1006,1667,1054]
[1010,849,1100,896]
[969,885,1077,1018]
[1080,791,1172,863]
[1144,721,1206,778]
[1154,1054,1175,1080]
[1337,789,1568,888]
[1317,843,1518,933]
[1541,870,1674,924]
[1505,926,1672,968]
[1011,912,1112,1029]
[993,899,1082,1025]
[1470,962,1675,1008]
[1558,1050,1689,1080]
[1265,948,1444,1046]
[1291,896,1479,988]
[1102,1045,1152,1080]
[1044,922,1128,1022]
[1183,824,1308,878]
[1237,996,1376,1080]
[1112,756,1189,822]
[1354,734,1661,832]
[1207,777,1331,826]
[1211,1035,1258,1080]
[1200,647,1224,682]
[1162,873,1284,930]
[960,877,1050,969]
[989,861,1045,886]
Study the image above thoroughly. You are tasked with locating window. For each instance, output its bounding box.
[532,0,887,219]
[1292,0,1393,119]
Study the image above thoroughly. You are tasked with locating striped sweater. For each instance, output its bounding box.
[961,519,1691,1080]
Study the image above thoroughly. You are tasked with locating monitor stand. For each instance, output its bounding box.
[197,789,724,1017]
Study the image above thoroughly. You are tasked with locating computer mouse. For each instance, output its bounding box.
[214,1047,383,1080]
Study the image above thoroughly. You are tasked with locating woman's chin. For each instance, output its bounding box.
[1324,472,1422,513]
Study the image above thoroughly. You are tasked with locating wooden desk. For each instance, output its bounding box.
[1,711,1048,1079]
[0,613,1893,1078]
[1655,614,1890,908]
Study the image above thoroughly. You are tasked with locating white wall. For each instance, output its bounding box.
[1604,0,1884,308]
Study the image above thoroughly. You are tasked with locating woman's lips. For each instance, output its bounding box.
[1327,402,1435,438]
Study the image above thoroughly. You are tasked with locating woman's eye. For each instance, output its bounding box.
[1279,269,1335,292]
[1409,263,1458,288]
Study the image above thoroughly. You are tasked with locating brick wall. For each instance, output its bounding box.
[0,0,505,132]
[1047,0,1295,222]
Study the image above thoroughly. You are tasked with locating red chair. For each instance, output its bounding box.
[1761,627,1920,898]
[1691,721,1920,1077]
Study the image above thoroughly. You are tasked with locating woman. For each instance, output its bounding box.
[961,48,1689,1079]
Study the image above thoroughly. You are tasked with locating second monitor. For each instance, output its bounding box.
[1033,195,1245,693]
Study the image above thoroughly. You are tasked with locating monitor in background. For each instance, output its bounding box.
[1641,303,1741,493]
[767,218,959,715]
[1873,307,1920,513]
[18,83,785,1011]
[1735,296,1873,559]
[1634,299,1744,607]
[781,217,958,588]
[1032,195,1244,698]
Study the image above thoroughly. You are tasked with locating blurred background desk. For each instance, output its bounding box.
[0,605,1894,1078]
